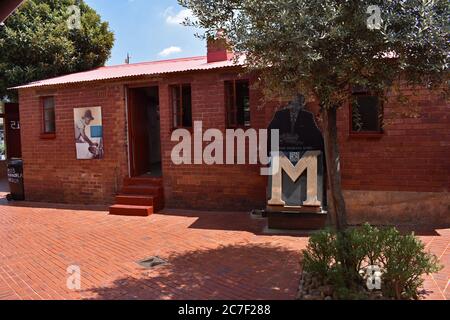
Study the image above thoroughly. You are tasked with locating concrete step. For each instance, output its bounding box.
[115,194,155,206]
[109,204,153,217]
[122,185,162,197]
[111,177,165,216]
[124,177,163,187]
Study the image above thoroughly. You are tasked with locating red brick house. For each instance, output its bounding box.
[13,41,450,226]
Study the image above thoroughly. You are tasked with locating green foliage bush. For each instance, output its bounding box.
[302,224,442,300]
[381,228,442,300]
[302,229,337,279]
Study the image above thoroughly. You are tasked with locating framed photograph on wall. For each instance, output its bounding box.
[73,106,104,160]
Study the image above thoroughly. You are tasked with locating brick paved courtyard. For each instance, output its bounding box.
[0,197,448,300]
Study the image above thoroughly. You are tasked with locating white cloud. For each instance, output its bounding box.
[164,7,194,25]
[158,46,182,57]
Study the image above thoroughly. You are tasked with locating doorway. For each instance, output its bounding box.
[127,86,162,177]
[0,103,22,197]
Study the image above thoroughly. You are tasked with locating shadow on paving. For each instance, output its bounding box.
[0,199,446,236]
[159,209,319,237]
[0,198,109,212]
[85,243,302,300]
[160,209,447,237]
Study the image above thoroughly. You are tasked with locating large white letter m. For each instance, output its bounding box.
[268,151,321,207]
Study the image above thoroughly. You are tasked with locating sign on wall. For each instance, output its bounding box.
[73,106,104,160]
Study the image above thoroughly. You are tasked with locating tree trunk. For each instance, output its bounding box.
[322,107,347,231]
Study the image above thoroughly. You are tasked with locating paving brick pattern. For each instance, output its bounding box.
[0,200,448,300]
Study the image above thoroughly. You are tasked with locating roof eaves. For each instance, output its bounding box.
[10,60,244,90]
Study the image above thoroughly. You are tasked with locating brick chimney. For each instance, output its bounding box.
[207,30,234,63]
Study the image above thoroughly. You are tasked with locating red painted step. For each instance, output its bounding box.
[122,185,162,197]
[123,177,163,187]
[109,204,153,217]
[115,194,155,206]
[109,177,165,217]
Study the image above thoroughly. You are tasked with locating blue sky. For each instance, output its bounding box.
[84,0,205,66]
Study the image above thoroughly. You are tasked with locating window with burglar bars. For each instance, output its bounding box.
[225,80,250,128]
[351,88,383,134]
[42,96,56,134]
[171,84,192,129]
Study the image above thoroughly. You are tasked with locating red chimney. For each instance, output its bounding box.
[207,30,234,63]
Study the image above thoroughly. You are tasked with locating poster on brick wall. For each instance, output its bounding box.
[73,106,104,160]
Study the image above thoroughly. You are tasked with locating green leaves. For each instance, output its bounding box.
[0,0,114,100]
[303,228,337,279]
[381,229,442,299]
[301,224,443,300]
[180,0,449,107]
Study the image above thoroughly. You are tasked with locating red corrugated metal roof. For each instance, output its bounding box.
[12,55,245,89]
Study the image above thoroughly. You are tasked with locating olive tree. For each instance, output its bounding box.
[179,0,449,230]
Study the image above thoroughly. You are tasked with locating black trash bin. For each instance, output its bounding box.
[7,158,25,201]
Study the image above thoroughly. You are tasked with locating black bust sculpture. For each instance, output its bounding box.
[268,94,324,154]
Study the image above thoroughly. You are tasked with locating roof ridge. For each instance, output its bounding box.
[98,56,207,69]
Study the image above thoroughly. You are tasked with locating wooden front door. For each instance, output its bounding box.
[128,88,151,177]
[4,103,22,159]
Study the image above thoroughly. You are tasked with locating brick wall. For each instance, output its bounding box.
[158,73,449,212]
[337,86,449,193]
[19,83,128,204]
[18,72,449,217]
[159,71,269,211]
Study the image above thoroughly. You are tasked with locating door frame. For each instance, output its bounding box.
[125,84,161,178]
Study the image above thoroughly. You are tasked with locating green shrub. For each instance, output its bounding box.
[301,224,443,300]
[302,229,337,281]
[381,228,442,300]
